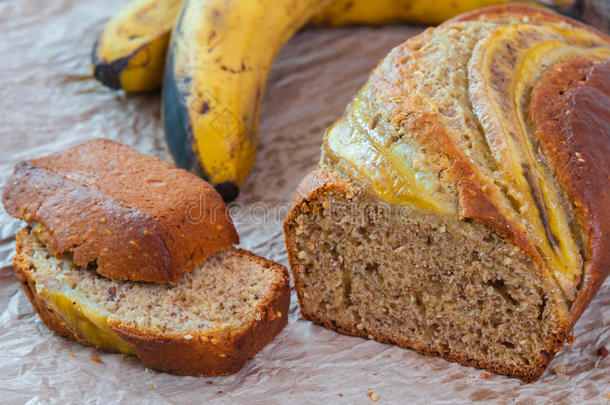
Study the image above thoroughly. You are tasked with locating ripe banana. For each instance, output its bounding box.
[311,0,509,26]
[91,0,550,92]
[162,0,334,201]
[311,0,577,25]
[91,0,182,92]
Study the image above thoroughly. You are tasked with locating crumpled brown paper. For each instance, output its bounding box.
[0,0,608,403]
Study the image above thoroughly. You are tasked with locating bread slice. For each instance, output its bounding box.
[284,6,610,382]
[2,139,239,283]
[14,227,289,376]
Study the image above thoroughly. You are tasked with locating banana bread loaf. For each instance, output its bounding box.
[284,5,610,381]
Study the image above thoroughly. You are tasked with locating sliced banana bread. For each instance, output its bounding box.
[14,227,289,376]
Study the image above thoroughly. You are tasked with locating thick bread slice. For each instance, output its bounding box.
[2,139,239,283]
[14,228,289,376]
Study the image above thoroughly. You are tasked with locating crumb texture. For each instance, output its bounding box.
[20,229,284,336]
[286,185,569,381]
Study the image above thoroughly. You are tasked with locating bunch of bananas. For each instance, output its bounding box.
[91,0,574,201]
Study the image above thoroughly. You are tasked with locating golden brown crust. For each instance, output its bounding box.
[285,170,567,382]
[530,58,610,329]
[13,230,290,377]
[2,139,239,283]
[447,4,610,42]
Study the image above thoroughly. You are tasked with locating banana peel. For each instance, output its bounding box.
[162,0,335,200]
[91,0,182,92]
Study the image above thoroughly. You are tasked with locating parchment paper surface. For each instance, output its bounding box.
[0,1,608,403]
